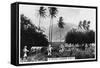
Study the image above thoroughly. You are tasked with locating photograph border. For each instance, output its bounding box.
[12,2,98,66]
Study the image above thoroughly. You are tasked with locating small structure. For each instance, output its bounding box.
[31,46,43,53]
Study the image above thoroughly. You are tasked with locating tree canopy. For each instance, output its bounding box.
[65,30,95,45]
[48,7,58,18]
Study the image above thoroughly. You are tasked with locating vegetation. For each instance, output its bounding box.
[38,6,46,32]
[78,20,91,31]
[65,30,95,44]
[57,17,65,42]
[48,42,95,59]
[65,20,95,50]
[48,7,58,43]
[20,14,49,58]
[20,6,96,61]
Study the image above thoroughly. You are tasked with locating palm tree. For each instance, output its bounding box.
[38,6,46,32]
[58,17,65,42]
[86,21,90,30]
[78,21,83,29]
[83,20,87,30]
[48,7,58,43]
[82,20,91,31]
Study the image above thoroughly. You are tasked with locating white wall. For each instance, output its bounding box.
[0,0,99,68]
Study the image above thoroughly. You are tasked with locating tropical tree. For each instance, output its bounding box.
[78,20,91,32]
[48,7,58,43]
[78,21,83,29]
[83,20,87,30]
[38,6,46,32]
[20,14,49,58]
[65,29,95,50]
[58,17,65,42]
[86,21,90,30]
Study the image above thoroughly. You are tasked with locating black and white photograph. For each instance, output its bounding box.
[17,3,97,64]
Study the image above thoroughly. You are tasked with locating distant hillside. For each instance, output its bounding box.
[45,23,77,42]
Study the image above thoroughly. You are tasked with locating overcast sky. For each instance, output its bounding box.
[19,4,96,31]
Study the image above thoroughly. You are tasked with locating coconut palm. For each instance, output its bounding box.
[58,17,65,42]
[83,20,87,30]
[38,6,46,32]
[82,20,91,31]
[48,7,58,43]
[78,21,83,29]
[86,21,90,30]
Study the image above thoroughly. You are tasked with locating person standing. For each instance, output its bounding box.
[23,46,29,61]
[47,44,53,56]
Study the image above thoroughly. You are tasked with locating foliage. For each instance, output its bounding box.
[58,17,65,28]
[38,6,47,31]
[65,30,95,45]
[75,46,95,59]
[20,14,49,58]
[57,17,65,42]
[38,6,46,18]
[48,7,58,18]
[78,20,91,30]
[49,44,95,59]
[48,7,58,42]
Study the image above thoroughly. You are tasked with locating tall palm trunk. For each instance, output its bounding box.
[50,18,53,44]
[39,16,41,28]
[60,28,61,43]
[49,22,51,42]
[58,17,65,43]
[49,19,51,42]
[49,17,53,44]
[38,6,46,32]
[48,7,58,45]
[38,16,41,32]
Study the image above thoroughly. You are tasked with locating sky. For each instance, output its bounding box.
[19,4,96,31]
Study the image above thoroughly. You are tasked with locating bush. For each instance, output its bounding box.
[75,46,95,59]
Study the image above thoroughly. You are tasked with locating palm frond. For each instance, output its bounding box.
[39,6,47,18]
[58,17,65,28]
[48,7,58,18]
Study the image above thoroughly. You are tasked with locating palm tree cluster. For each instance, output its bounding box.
[38,6,65,43]
[38,6,64,43]
[78,20,91,31]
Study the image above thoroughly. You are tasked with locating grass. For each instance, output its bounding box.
[20,42,95,62]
